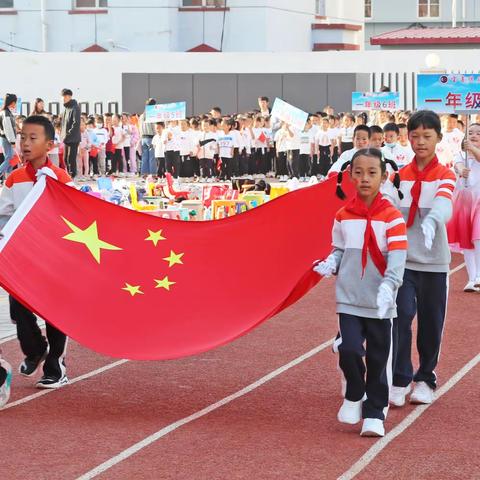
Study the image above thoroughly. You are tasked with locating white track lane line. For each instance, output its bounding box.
[2,360,128,410]
[337,352,480,480]
[75,338,335,480]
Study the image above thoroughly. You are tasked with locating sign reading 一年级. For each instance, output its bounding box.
[145,101,187,123]
[270,98,309,131]
[351,92,400,111]
[417,74,480,113]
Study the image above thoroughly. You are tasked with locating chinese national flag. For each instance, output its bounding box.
[0,175,353,360]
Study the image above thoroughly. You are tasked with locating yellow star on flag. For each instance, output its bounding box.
[62,217,122,264]
[163,250,184,268]
[145,229,166,247]
[154,276,176,291]
[122,283,144,296]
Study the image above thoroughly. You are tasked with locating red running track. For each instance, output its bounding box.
[0,254,478,480]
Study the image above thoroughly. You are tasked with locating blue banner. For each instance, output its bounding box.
[145,101,187,123]
[417,74,480,113]
[270,98,309,131]
[351,92,400,111]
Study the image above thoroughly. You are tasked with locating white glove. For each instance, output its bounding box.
[313,254,337,278]
[376,282,394,319]
[421,217,436,250]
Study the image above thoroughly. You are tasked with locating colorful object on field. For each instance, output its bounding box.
[271,98,309,131]
[0,174,354,359]
[417,73,480,113]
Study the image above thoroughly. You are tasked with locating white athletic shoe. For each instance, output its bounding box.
[474,278,480,289]
[337,399,363,425]
[0,359,12,409]
[389,384,411,407]
[410,381,434,404]
[463,281,479,292]
[360,418,385,437]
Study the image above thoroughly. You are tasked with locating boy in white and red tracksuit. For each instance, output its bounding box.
[384,111,456,407]
[0,115,74,390]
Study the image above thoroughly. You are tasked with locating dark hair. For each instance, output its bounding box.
[457,120,465,129]
[335,148,403,201]
[2,93,17,111]
[345,113,355,122]
[23,115,55,141]
[354,124,371,138]
[211,106,222,114]
[95,115,104,122]
[259,96,269,103]
[32,98,45,115]
[397,123,407,130]
[146,98,156,106]
[370,125,383,135]
[356,113,367,124]
[407,110,441,136]
[86,118,95,126]
[155,121,165,128]
[380,85,391,92]
[383,122,400,134]
[61,88,73,96]
[448,113,459,119]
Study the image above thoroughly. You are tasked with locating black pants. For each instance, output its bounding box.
[318,146,332,176]
[341,142,354,153]
[239,152,249,176]
[165,151,181,178]
[248,150,258,175]
[64,143,79,177]
[287,149,300,178]
[221,157,234,180]
[89,155,99,175]
[123,146,130,172]
[393,269,448,390]
[109,149,123,174]
[338,313,392,420]
[10,296,67,379]
[105,151,114,173]
[276,151,288,176]
[299,154,311,177]
[156,157,165,177]
[180,155,194,178]
[199,158,213,178]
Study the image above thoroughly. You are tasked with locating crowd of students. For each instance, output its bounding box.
[0,94,479,444]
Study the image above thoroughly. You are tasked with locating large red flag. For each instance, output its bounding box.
[0,175,353,360]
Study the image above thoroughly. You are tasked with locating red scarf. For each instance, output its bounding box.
[25,158,53,183]
[406,155,439,227]
[345,192,390,277]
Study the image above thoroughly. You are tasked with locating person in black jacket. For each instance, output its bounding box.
[0,93,18,181]
[60,88,81,178]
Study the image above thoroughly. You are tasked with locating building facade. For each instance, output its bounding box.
[0,0,364,53]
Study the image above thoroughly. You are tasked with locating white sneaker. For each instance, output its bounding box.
[474,278,480,289]
[410,381,434,404]
[361,418,385,437]
[0,359,12,409]
[390,384,411,407]
[337,399,363,424]
[463,281,479,292]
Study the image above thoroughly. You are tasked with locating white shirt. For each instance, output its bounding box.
[199,131,218,160]
[178,129,194,156]
[328,148,357,174]
[152,132,166,158]
[93,127,109,147]
[285,127,301,151]
[381,144,415,169]
[165,126,180,152]
[316,129,331,148]
[454,152,480,188]
[442,128,464,156]
[299,130,312,155]
[218,133,234,158]
[274,129,288,153]
[328,127,340,146]
[340,126,354,143]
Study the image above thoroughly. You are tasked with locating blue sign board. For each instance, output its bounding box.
[351,92,400,111]
[145,101,187,123]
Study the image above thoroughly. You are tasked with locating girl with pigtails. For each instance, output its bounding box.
[313,148,406,437]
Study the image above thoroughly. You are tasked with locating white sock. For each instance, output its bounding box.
[474,240,480,279]
[464,249,476,282]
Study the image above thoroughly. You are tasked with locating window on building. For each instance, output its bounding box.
[182,0,226,6]
[0,0,14,8]
[418,0,439,17]
[75,0,108,8]
[365,0,372,18]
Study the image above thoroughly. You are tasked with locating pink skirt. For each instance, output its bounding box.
[447,185,480,250]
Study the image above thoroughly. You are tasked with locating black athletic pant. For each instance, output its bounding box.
[199,158,213,178]
[64,142,79,177]
[89,155,99,175]
[299,154,311,177]
[109,149,123,174]
[239,152,249,176]
[318,146,332,176]
[156,157,165,177]
[165,151,181,178]
[340,142,353,153]
[276,151,288,176]
[338,313,392,421]
[393,269,448,390]
[286,149,300,178]
[123,146,130,172]
[10,296,67,379]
